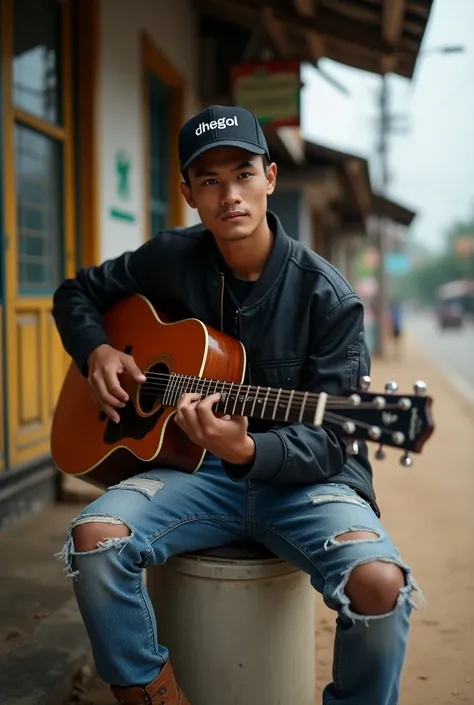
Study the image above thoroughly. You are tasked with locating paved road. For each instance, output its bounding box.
[405,311,474,402]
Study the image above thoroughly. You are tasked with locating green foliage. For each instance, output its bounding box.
[393,250,474,304]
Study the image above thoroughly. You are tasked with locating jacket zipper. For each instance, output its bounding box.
[219,272,225,332]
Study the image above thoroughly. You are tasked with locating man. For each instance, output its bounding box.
[53,106,422,705]
[389,298,404,359]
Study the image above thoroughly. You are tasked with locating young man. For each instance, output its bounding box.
[53,106,421,705]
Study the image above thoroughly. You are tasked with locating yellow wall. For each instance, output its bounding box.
[1,0,76,468]
[0,0,191,472]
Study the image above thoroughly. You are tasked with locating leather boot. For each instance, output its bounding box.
[111,661,190,705]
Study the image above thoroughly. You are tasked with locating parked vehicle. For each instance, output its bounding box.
[435,300,464,329]
[435,279,474,329]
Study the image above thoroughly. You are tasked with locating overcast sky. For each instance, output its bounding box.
[301,0,474,253]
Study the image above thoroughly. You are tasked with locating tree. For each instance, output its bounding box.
[392,214,474,304]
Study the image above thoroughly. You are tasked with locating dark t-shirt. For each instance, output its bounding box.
[221,266,255,338]
[220,266,273,435]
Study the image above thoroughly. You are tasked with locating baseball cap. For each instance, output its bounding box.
[178,105,271,174]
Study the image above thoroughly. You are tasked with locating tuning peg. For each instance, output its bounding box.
[368,426,382,440]
[343,421,356,435]
[384,380,398,394]
[392,431,405,446]
[400,453,413,467]
[398,397,412,410]
[359,376,371,391]
[375,444,386,460]
[413,381,427,396]
[346,440,359,456]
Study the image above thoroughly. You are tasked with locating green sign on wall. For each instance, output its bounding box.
[109,149,136,224]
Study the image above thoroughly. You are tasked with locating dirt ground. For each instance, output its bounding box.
[68,338,474,704]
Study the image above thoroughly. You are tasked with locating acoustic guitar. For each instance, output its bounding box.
[51,294,435,489]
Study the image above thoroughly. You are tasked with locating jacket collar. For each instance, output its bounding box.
[205,211,292,310]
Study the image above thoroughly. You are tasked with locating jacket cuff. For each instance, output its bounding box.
[223,431,285,482]
[68,327,112,377]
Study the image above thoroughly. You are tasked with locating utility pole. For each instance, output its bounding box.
[374,73,390,357]
[372,46,464,357]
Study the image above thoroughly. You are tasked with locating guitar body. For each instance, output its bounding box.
[51,295,246,488]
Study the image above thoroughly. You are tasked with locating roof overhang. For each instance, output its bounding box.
[270,136,373,234]
[194,0,434,79]
[372,194,417,225]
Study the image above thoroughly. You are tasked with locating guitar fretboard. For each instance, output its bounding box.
[162,373,327,426]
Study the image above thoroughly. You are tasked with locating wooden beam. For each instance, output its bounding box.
[295,0,317,17]
[405,1,432,19]
[194,0,258,29]
[345,159,372,215]
[404,19,425,35]
[383,0,406,45]
[400,36,421,52]
[320,0,379,25]
[273,5,395,55]
[306,32,326,60]
[275,127,305,165]
[262,6,293,57]
[380,53,398,74]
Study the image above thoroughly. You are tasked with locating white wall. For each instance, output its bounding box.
[98,0,201,262]
[299,198,312,249]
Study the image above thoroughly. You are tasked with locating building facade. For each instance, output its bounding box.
[0,0,205,524]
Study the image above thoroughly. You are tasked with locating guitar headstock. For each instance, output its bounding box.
[324,377,435,467]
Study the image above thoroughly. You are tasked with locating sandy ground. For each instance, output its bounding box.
[65,337,474,704]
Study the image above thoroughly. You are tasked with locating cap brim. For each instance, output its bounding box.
[181,139,267,173]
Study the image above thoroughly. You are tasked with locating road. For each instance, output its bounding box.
[405,311,474,403]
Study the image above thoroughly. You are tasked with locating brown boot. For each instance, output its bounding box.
[111,661,190,705]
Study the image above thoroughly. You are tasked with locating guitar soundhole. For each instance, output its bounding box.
[139,361,170,414]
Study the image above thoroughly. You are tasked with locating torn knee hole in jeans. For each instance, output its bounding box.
[55,514,133,581]
[332,557,425,626]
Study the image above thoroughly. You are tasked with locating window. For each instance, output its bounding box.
[13,0,62,124]
[148,72,171,236]
[15,124,63,293]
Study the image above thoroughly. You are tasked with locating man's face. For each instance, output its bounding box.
[180,147,277,242]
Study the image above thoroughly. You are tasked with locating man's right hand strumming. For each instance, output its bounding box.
[87,344,146,423]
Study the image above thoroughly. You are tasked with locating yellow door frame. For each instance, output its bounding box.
[1,0,76,467]
[141,32,186,239]
[76,0,100,267]
[0,308,4,472]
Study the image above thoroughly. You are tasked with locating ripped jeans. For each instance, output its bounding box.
[58,454,422,704]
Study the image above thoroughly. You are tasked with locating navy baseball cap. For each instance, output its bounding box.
[178,105,271,174]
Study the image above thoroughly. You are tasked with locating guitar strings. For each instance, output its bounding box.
[141,371,354,403]
[137,382,405,410]
[122,393,397,440]
[141,370,405,407]
[138,387,404,411]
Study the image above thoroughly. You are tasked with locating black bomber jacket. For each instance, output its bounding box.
[52,212,380,516]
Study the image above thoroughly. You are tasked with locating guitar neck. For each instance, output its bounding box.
[157,371,434,456]
[163,374,327,426]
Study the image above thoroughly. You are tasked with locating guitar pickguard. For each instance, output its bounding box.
[101,402,166,445]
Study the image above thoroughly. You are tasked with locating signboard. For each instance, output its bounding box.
[386,252,411,275]
[109,149,136,224]
[231,60,301,128]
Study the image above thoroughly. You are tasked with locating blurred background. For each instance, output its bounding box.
[0,1,472,704]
